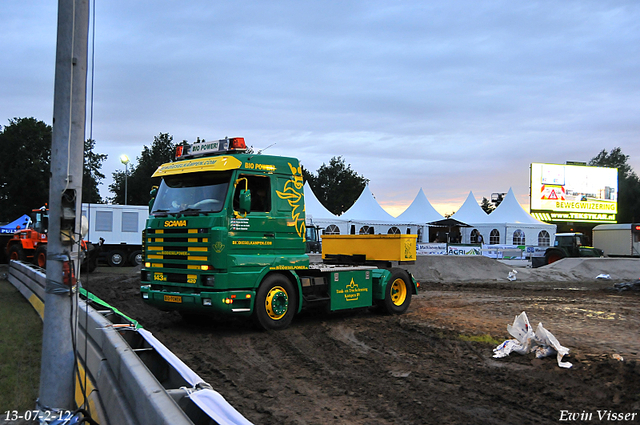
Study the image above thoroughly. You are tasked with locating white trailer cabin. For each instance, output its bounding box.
[592,223,640,257]
[81,204,149,266]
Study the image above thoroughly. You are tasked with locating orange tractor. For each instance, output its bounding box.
[5,206,98,272]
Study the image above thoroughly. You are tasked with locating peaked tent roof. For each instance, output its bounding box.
[0,214,31,234]
[339,185,397,223]
[396,188,444,224]
[304,182,338,220]
[451,192,491,224]
[487,187,550,225]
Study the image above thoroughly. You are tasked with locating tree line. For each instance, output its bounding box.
[0,116,639,224]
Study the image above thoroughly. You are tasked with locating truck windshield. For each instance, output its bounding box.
[151,171,232,215]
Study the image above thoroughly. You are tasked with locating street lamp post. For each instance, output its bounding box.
[120,154,129,205]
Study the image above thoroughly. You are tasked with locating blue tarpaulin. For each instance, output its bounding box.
[0,214,31,234]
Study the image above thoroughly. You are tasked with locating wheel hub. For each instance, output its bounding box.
[390,278,407,306]
[266,286,289,320]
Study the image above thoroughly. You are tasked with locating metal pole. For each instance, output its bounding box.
[125,162,128,205]
[39,0,89,413]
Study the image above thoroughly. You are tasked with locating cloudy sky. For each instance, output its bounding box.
[2,1,639,216]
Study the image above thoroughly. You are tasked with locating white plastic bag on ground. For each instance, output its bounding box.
[493,312,534,357]
[493,311,572,368]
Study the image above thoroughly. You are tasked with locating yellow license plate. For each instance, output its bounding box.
[164,295,182,303]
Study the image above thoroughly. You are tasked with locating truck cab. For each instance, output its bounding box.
[140,138,417,330]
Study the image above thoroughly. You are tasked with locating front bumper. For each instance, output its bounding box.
[140,285,256,316]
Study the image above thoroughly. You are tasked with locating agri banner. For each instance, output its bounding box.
[482,245,526,259]
[417,243,447,255]
[447,244,483,256]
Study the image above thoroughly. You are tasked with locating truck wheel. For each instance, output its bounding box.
[107,250,126,267]
[254,274,296,330]
[128,250,143,267]
[8,245,26,262]
[35,245,47,269]
[380,268,412,315]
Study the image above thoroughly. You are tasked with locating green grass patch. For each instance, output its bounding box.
[0,278,42,412]
[457,333,502,346]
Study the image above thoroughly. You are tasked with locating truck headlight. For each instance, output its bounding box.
[204,275,215,287]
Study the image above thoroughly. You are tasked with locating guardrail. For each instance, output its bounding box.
[7,260,252,425]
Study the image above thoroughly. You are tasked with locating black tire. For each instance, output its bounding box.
[107,250,126,267]
[35,244,47,269]
[545,249,565,265]
[254,274,297,330]
[128,250,143,267]
[8,244,26,262]
[380,268,412,315]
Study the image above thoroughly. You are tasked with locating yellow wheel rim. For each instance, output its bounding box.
[390,278,407,306]
[265,286,289,320]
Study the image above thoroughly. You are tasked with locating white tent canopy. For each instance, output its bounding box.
[451,192,490,224]
[329,185,415,235]
[396,188,443,224]
[303,182,344,233]
[458,188,556,245]
[304,182,338,220]
[340,185,397,223]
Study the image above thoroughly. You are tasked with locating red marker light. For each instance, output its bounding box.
[175,145,184,158]
[229,137,246,150]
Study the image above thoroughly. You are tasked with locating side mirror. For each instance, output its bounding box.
[238,189,251,214]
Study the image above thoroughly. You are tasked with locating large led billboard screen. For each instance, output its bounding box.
[530,163,618,223]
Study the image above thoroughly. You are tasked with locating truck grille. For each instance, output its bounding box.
[145,228,210,272]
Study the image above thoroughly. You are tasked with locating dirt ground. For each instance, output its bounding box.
[82,257,640,425]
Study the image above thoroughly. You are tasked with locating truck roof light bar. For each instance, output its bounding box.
[175,137,247,160]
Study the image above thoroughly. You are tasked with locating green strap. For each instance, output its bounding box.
[79,287,143,330]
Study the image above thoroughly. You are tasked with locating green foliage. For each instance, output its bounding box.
[304,156,369,216]
[109,133,176,205]
[589,147,640,223]
[83,139,107,203]
[480,197,495,214]
[0,118,52,222]
[0,118,108,220]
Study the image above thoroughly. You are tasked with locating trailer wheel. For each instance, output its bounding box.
[8,244,26,262]
[254,274,296,330]
[380,268,412,315]
[129,250,143,267]
[107,250,126,267]
[35,245,47,269]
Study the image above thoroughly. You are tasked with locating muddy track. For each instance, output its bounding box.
[84,269,640,424]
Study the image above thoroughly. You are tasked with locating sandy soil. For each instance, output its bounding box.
[82,257,640,424]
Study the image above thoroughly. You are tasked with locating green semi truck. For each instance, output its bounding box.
[140,137,418,330]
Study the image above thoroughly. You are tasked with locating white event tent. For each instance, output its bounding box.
[303,183,343,233]
[396,188,444,242]
[454,189,556,246]
[335,185,411,235]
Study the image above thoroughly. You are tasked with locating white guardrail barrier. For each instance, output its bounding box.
[7,260,253,425]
